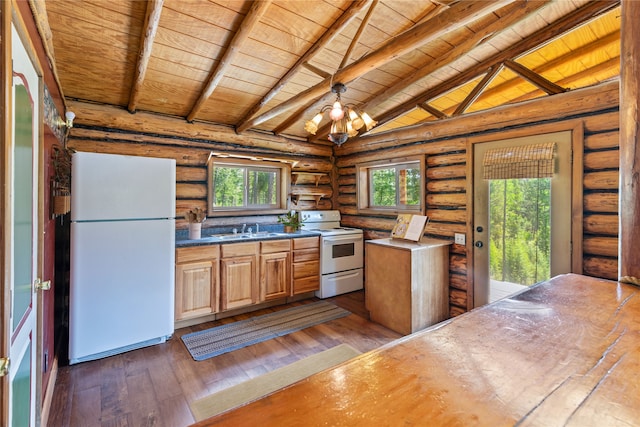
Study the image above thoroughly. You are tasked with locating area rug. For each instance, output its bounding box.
[190,343,361,421]
[181,301,351,361]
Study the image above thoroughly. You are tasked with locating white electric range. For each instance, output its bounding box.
[300,210,364,298]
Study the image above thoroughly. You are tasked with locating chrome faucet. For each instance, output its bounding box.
[256,223,260,233]
[242,223,246,233]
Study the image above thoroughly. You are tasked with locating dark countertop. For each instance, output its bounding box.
[176,228,320,248]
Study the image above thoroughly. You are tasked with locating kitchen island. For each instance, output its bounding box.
[191,273,640,426]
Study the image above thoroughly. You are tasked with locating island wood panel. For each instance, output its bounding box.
[193,274,640,427]
[365,238,451,335]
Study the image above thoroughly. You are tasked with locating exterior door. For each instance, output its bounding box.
[473,131,572,307]
[3,22,42,426]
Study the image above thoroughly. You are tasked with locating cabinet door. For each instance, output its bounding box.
[221,256,258,310]
[175,260,218,320]
[260,252,290,301]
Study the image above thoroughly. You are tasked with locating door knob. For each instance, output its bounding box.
[475,241,484,248]
[34,278,51,291]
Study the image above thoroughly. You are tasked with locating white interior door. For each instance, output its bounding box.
[6,22,41,427]
[473,131,573,307]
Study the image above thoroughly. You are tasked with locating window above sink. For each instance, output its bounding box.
[207,155,291,217]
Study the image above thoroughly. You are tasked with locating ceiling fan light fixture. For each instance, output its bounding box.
[305,82,376,145]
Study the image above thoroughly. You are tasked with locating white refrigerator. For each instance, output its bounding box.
[69,152,176,364]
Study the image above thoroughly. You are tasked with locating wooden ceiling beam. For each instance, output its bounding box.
[239,0,513,132]
[339,0,378,69]
[27,0,67,110]
[235,0,371,133]
[503,59,566,95]
[464,31,620,108]
[128,0,163,113]
[281,1,379,139]
[302,62,332,79]
[472,32,620,106]
[349,1,549,130]
[373,0,619,129]
[509,56,620,105]
[453,65,502,116]
[417,103,448,120]
[313,1,541,142]
[187,0,272,123]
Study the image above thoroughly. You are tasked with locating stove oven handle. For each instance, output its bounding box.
[323,235,362,245]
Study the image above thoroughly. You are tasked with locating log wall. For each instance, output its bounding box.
[336,81,620,316]
[66,82,620,317]
[66,102,334,230]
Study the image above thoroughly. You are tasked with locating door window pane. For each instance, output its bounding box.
[13,82,33,331]
[12,341,31,427]
[489,178,551,287]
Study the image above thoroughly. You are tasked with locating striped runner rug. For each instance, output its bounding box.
[181,301,351,361]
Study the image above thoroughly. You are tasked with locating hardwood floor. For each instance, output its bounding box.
[47,291,401,427]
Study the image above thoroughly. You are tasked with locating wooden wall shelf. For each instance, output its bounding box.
[291,171,327,186]
[289,190,329,205]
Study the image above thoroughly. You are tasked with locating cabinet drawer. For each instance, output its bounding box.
[176,245,219,263]
[261,239,291,254]
[293,236,319,250]
[292,260,319,279]
[292,276,320,294]
[292,248,319,263]
[221,242,258,258]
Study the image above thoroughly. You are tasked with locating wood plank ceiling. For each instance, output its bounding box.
[40,0,621,146]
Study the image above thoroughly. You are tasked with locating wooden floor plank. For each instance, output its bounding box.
[47,292,401,427]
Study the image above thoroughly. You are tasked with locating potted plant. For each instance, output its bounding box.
[278,210,303,233]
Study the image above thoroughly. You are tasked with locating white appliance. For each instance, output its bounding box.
[69,152,176,364]
[300,210,364,298]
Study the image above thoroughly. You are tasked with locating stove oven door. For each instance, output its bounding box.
[321,234,363,273]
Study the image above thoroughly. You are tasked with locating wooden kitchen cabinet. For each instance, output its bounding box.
[260,240,291,301]
[366,238,451,335]
[220,242,259,310]
[175,245,220,321]
[291,236,320,295]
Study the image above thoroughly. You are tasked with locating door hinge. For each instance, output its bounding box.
[0,357,9,377]
[34,278,51,291]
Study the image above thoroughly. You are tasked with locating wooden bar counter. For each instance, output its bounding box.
[192,274,640,426]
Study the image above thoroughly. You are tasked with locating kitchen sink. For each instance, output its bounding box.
[213,232,288,240]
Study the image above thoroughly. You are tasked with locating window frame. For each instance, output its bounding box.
[207,157,290,216]
[356,155,425,215]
